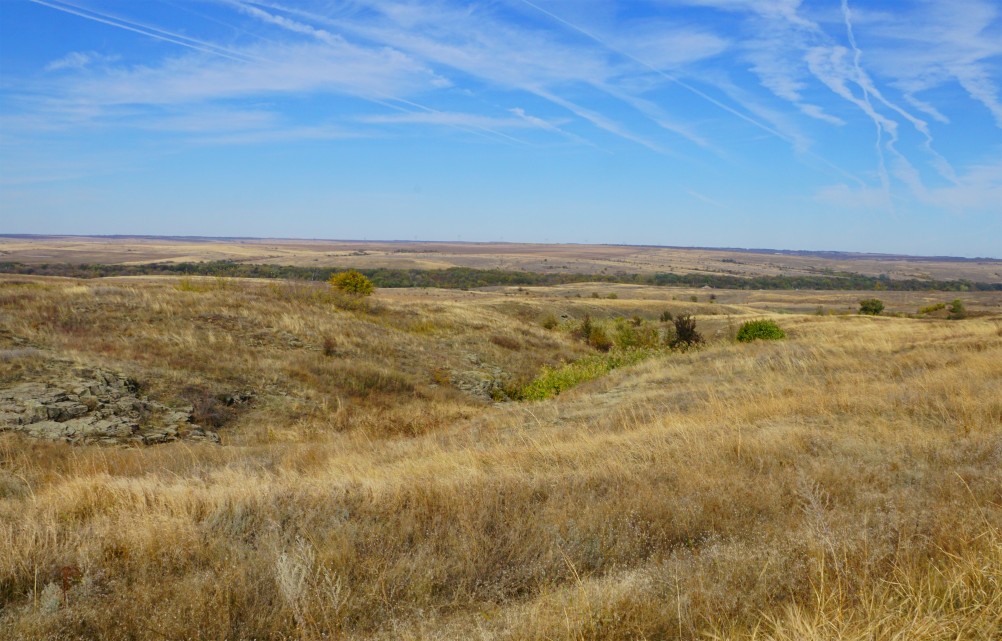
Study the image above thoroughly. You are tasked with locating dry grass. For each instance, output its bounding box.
[4,235,1002,282]
[1,275,1000,640]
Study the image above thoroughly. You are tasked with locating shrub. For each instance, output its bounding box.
[736,319,786,342]
[659,309,673,322]
[918,302,946,315]
[321,336,338,357]
[613,317,660,349]
[540,313,559,330]
[329,270,374,296]
[858,298,884,315]
[179,385,249,429]
[948,298,966,320]
[671,314,703,349]
[587,326,613,352]
[606,293,618,299]
[490,334,521,350]
[574,314,613,351]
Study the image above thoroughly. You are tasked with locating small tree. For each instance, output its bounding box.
[329,270,374,296]
[671,314,703,349]
[948,298,966,320]
[858,298,884,315]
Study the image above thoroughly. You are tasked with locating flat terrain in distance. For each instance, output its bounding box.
[3,235,1001,282]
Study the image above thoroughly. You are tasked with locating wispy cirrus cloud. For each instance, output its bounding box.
[854,0,1002,127]
[45,50,120,71]
[6,0,1001,235]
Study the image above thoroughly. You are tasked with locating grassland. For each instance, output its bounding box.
[1,272,1000,640]
[4,235,1001,283]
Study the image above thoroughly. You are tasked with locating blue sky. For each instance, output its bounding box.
[1,0,1000,257]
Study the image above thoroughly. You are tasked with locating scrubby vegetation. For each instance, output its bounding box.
[671,313,704,348]
[1,275,1000,641]
[736,319,786,342]
[329,269,374,296]
[858,298,885,315]
[515,348,654,400]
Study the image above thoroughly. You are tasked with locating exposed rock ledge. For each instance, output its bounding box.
[0,368,219,445]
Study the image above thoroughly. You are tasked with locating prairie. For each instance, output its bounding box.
[1,272,1000,640]
[4,235,1002,283]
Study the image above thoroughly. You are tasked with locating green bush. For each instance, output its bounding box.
[329,270,374,296]
[948,299,966,320]
[858,298,884,315]
[613,318,661,350]
[918,302,946,314]
[736,319,786,342]
[574,314,613,351]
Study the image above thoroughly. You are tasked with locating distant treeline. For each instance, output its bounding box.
[1,260,999,291]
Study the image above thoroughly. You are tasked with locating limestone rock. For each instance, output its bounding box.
[0,367,220,446]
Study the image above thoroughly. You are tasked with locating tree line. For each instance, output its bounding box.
[1,260,999,292]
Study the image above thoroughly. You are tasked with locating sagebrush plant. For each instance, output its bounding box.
[736,319,786,342]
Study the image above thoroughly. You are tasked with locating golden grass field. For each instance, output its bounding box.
[3,235,1002,283]
[1,268,1001,640]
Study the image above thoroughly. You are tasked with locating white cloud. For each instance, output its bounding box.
[814,183,891,211]
[61,41,443,107]
[817,155,1002,215]
[45,50,119,71]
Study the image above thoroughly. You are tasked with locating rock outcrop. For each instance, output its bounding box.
[0,368,219,445]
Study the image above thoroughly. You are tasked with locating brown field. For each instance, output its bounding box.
[1,270,1001,640]
[3,235,1001,283]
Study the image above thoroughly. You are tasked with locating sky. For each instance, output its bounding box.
[1,0,1001,258]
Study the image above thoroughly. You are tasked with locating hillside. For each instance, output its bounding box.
[1,274,1000,640]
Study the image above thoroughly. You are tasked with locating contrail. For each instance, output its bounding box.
[30,0,258,62]
[841,0,956,187]
[840,0,895,212]
[518,0,866,186]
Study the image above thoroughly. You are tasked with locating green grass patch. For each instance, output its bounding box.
[517,348,657,401]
